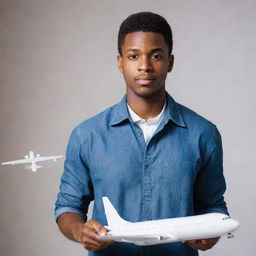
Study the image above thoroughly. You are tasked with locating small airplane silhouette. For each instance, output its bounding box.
[1,151,63,172]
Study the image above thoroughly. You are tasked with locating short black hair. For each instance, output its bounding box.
[118,12,173,55]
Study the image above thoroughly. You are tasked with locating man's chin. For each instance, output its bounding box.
[134,92,154,98]
[126,84,165,99]
[133,88,164,99]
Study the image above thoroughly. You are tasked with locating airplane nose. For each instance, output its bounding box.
[231,219,240,230]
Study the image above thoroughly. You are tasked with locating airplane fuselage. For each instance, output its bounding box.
[107,213,238,245]
[100,197,239,246]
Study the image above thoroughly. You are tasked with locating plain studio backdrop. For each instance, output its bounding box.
[0,0,255,255]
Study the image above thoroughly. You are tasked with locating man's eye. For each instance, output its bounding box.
[152,54,161,60]
[128,54,138,59]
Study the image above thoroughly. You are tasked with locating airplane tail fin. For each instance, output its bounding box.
[25,165,42,172]
[102,197,130,227]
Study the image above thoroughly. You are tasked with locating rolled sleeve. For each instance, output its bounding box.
[194,126,229,215]
[55,127,94,222]
[54,207,87,221]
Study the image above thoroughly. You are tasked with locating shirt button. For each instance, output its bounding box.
[137,133,142,136]
[144,165,149,169]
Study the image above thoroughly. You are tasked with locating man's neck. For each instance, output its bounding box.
[127,91,166,120]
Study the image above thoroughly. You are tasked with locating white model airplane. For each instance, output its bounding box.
[99,197,240,246]
[1,151,63,172]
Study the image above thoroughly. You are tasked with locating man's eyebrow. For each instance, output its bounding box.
[126,48,164,53]
[126,48,139,52]
[151,48,164,53]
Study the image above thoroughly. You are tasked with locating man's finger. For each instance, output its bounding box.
[81,235,102,248]
[186,239,196,244]
[201,239,208,245]
[81,226,103,247]
[87,220,107,235]
[100,240,113,249]
[185,239,216,251]
[84,239,113,251]
[84,244,101,251]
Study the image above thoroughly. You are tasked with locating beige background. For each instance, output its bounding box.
[0,0,255,255]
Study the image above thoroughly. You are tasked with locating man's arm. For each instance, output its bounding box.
[186,126,228,251]
[193,126,228,215]
[55,127,112,251]
[57,212,112,251]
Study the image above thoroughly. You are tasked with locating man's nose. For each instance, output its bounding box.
[137,56,152,72]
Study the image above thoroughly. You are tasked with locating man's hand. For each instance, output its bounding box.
[185,237,220,251]
[73,220,113,251]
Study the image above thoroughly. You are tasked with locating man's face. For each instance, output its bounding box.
[118,31,173,99]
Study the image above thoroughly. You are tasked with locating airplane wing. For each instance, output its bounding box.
[99,234,177,244]
[34,156,63,162]
[2,159,32,165]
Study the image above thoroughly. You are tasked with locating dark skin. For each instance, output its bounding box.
[117,31,173,119]
[57,213,112,251]
[57,31,219,252]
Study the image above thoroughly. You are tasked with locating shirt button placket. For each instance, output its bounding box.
[142,149,152,221]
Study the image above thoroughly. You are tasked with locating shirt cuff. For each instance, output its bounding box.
[55,207,87,222]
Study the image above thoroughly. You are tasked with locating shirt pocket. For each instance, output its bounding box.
[159,159,197,201]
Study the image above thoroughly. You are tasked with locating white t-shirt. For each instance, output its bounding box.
[127,102,166,144]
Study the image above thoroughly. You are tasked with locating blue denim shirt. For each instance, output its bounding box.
[55,92,228,256]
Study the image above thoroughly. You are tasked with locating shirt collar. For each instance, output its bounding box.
[110,96,130,126]
[127,101,166,125]
[110,92,186,128]
[163,93,186,127]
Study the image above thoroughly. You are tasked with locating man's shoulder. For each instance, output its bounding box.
[74,102,120,133]
[177,103,217,132]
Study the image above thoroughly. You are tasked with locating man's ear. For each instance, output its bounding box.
[168,54,174,72]
[117,55,123,73]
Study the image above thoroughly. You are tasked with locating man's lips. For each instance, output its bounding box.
[135,76,155,85]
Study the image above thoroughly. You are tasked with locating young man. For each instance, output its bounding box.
[55,12,228,256]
